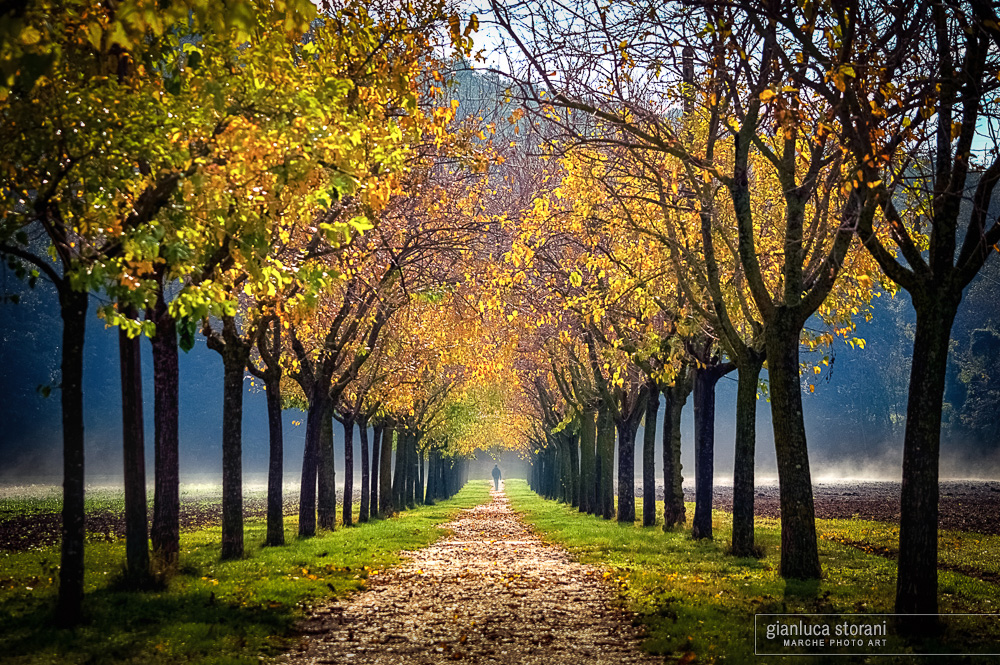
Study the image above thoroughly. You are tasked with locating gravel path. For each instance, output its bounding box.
[280,483,659,665]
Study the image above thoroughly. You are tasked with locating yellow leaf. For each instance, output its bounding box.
[759,89,776,103]
[20,26,41,45]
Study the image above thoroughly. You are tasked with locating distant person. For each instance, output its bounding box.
[491,464,501,491]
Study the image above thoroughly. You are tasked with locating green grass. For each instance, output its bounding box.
[0,481,491,665]
[506,480,1000,665]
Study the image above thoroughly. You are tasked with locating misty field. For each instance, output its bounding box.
[3,479,1000,663]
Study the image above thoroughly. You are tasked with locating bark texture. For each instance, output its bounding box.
[596,406,615,519]
[341,417,355,526]
[379,426,394,515]
[318,407,337,531]
[118,309,150,581]
[149,299,180,568]
[359,419,370,523]
[766,314,821,579]
[642,386,660,527]
[264,371,284,546]
[56,289,87,625]
[896,294,958,613]
[731,354,763,556]
[298,391,329,536]
[370,425,383,517]
[578,410,597,515]
[662,370,691,529]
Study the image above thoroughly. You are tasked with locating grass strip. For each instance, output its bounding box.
[505,479,1000,665]
[0,480,491,665]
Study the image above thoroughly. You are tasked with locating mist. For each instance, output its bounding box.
[2,260,998,489]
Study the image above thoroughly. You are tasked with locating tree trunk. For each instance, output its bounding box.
[425,450,437,504]
[616,417,640,524]
[766,312,821,579]
[298,391,329,537]
[662,376,690,528]
[579,410,597,514]
[370,425,382,517]
[392,430,406,511]
[264,372,284,546]
[149,299,180,569]
[692,366,721,540]
[118,309,149,582]
[896,294,959,614]
[568,431,580,507]
[317,406,336,530]
[220,345,246,560]
[596,406,615,519]
[549,446,560,499]
[642,385,660,527]
[342,417,355,526]
[359,419,370,523]
[55,288,87,626]
[405,435,417,508]
[731,354,764,557]
[379,426,394,515]
[417,448,426,505]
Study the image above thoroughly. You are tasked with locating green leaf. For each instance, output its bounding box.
[178,316,197,352]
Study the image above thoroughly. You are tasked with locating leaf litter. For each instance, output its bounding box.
[280,484,659,664]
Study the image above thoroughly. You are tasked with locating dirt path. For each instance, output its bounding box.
[280,483,660,664]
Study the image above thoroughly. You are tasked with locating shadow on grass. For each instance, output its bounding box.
[1,584,295,664]
[0,480,494,664]
[783,577,821,600]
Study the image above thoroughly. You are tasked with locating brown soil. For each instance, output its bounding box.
[279,485,658,665]
[0,494,301,552]
[689,480,1000,534]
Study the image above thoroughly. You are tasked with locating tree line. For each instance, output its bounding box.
[1,0,505,626]
[490,0,1000,620]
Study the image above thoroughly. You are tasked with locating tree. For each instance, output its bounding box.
[751,0,1000,612]
[490,0,886,578]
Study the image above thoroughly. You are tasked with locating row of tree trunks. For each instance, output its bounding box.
[530,371,693,534]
